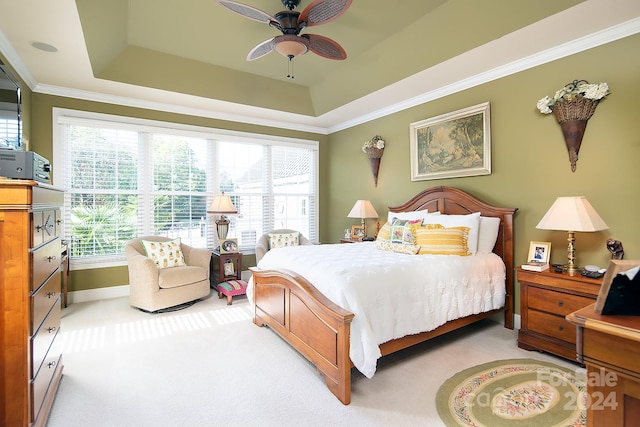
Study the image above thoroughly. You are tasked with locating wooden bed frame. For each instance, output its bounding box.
[250,186,517,405]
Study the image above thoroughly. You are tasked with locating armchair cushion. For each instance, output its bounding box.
[159,266,209,289]
[141,238,186,269]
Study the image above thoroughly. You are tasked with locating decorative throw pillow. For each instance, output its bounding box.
[373,239,420,255]
[269,232,300,249]
[422,212,480,255]
[141,238,187,269]
[389,219,422,245]
[376,221,391,241]
[415,225,471,256]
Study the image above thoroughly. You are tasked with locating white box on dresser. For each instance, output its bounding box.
[1,178,64,427]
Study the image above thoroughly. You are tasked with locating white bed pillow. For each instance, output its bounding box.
[387,210,440,224]
[477,216,501,254]
[422,212,481,255]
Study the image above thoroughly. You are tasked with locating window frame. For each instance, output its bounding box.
[52,108,319,270]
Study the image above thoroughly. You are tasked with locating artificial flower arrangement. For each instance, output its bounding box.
[362,135,385,153]
[536,80,609,115]
[362,135,385,186]
[536,80,610,172]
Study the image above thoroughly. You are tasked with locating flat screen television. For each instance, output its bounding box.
[0,59,22,150]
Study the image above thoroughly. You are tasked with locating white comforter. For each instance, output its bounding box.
[248,242,506,378]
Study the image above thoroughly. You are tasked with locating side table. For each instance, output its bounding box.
[517,267,602,361]
[210,250,242,287]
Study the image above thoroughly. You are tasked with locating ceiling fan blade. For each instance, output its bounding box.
[304,34,347,60]
[299,0,352,27]
[247,38,276,61]
[216,0,273,24]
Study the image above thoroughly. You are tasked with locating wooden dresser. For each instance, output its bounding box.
[1,179,64,427]
[517,267,602,361]
[567,304,640,427]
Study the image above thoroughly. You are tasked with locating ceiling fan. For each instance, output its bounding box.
[216,0,352,77]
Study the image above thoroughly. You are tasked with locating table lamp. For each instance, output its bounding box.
[536,196,608,274]
[207,192,237,240]
[347,200,378,239]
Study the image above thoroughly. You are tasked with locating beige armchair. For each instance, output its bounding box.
[255,229,312,263]
[125,236,211,312]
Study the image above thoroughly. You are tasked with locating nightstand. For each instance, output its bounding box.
[340,238,360,243]
[210,250,242,288]
[517,267,602,362]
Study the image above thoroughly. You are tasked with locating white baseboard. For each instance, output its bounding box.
[68,270,253,304]
[514,313,521,330]
[68,285,130,304]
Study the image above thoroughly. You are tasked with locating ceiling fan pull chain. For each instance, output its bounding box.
[287,55,294,79]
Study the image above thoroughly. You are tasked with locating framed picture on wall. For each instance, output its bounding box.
[527,241,551,264]
[409,102,491,181]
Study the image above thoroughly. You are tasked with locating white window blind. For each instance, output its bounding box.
[53,109,318,269]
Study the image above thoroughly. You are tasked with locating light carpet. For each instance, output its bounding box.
[47,293,581,426]
[436,358,586,426]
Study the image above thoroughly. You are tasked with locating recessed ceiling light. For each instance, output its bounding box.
[31,42,58,52]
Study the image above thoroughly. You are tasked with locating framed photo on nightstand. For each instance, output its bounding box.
[351,225,364,240]
[220,238,238,254]
[528,241,551,263]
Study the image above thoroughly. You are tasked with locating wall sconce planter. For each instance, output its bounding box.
[537,80,609,172]
[362,135,385,186]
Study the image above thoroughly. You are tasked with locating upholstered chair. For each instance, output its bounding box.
[125,236,211,312]
[254,229,312,263]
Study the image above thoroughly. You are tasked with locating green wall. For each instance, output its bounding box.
[21,33,640,307]
[328,34,640,308]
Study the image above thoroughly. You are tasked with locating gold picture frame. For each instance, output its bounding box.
[527,241,551,264]
[410,102,491,181]
[220,238,238,254]
[351,225,364,240]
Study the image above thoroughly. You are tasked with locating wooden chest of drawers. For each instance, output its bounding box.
[517,267,602,361]
[1,179,64,427]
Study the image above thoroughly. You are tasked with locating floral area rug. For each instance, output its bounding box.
[436,358,586,427]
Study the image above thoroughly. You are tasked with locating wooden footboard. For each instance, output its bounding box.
[250,267,355,404]
[250,186,517,405]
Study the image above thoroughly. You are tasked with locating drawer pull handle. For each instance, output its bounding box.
[35,225,43,232]
[47,292,56,298]
[48,361,56,369]
[47,255,57,262]
[558,301,564,307]
[56,219,64,224]
[48,326,56,333]
[558,325,564,331]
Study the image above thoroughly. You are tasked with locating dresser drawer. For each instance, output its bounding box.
[527,309,577,344]
[31,238,61,292]
[31,302,61,378]
[31,351,62,422]
[31,272,61,335]
[527,286,594,316]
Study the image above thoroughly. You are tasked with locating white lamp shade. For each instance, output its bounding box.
[536,196,608,232]
[207,193,237,215]
[347,200,378,219]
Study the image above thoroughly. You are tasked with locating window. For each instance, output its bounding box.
[53,109,318,269]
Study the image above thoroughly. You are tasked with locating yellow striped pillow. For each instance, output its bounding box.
[415,224,471,256]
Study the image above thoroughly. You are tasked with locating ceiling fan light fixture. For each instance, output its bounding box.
[274,35,308,58]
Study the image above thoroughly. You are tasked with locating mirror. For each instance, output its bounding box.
[0,59,22,150]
